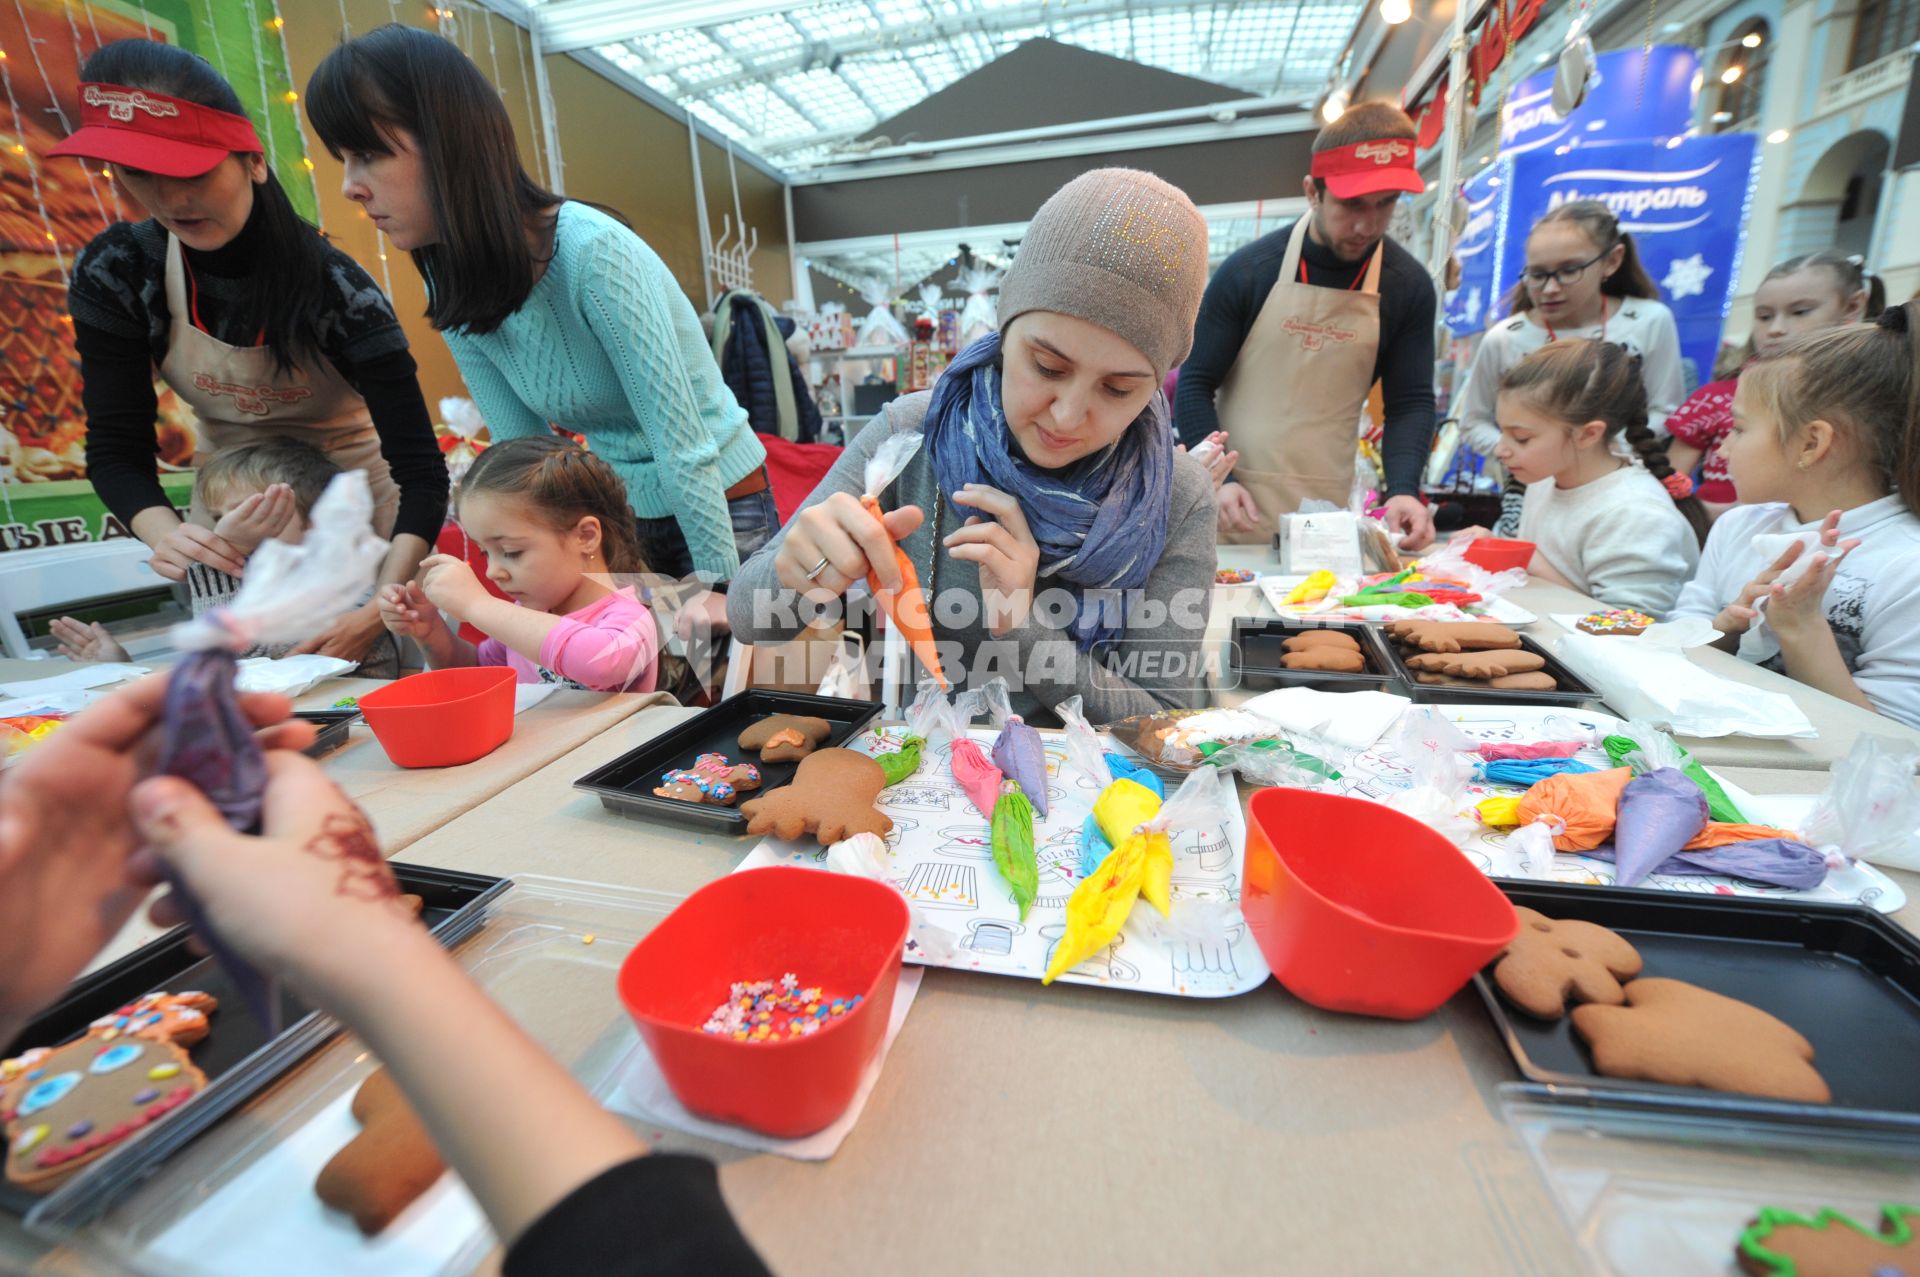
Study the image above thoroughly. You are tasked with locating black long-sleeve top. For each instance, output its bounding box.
[503,1154,772,1276]
[1175,219,1438,498]
[68,216,449,542]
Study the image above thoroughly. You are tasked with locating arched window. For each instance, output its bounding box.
[1850,0,1920,69]
[1714,19,1771,130]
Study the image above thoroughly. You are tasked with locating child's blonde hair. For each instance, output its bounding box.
[195,438,340,518]
[1739,300,1920,511]
[1498,338,1709,544]
[456,436,646,574]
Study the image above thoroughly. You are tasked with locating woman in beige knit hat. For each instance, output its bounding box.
[729,168,1218,720]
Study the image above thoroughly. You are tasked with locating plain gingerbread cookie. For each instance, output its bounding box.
[737,714,833,762]
[1491,908,1644,1019]
[740,749,895,844]
[1736,1204,1920,1277]
[1281,649,1367,673]
[1405,649,1547,679]
[1281,631,1360,654]
[1571,977,1831,1104]
[315,1067,447,1236]
[1387,620,1523,653]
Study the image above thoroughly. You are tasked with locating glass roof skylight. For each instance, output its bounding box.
[588,0,1364,170]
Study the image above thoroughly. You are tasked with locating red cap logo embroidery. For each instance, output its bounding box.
[1352,140,1411,165]
[81,86,180,123]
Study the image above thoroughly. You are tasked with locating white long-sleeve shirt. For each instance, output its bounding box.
[1670,495,1920,729]
[1456,297,1687,455]
[1518,463,1700,616]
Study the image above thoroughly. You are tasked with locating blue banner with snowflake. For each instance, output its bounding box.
[1445,168,1501,336]
[1493,134,1762,385]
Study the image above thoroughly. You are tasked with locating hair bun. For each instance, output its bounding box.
[1877,305,1911,334]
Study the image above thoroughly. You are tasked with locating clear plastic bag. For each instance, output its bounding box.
[1386,711,1481,849]
[824,832,959,962]
[1801,736,1920,871]
[1054,694,1112,789]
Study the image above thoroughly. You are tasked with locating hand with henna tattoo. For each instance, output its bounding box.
[128,753,428,1008]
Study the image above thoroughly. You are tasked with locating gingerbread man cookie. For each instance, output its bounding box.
[1490,908,1644,1019]
[1571,977,1831,1104]
[315,1067,446,1236]
[740,749,895,844]
[737,714,833,762]
[1280,648,1367,673]
[2,990,218,1192]
[1405,649,1547,679]
[1386,620,1523,653]
[654,752,762,805]
[1736,1204,1920,1277]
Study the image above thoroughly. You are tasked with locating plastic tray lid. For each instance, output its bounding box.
[1499,1082,1920,1277]
[26,875,685,1277]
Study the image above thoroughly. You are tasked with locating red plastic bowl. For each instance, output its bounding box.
[618,867,910,1137]
[1459,537,1536,573]
[1241,788,1518,1019]
[356,667,516,768]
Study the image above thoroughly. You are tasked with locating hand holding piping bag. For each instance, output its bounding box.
[861,432,947,689]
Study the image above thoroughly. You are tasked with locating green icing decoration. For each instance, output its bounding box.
[1341,591,1434,608]
[875,735,924,787]
[990,781,1038,922]
[1603,732,1746,823]
[1736,1203,1920,1276]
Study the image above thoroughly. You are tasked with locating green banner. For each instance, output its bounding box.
[0,474,192,552]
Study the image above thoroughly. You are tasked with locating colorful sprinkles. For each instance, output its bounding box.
[700,972,863,1043]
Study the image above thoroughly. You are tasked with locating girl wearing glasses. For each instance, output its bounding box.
[1454,200,1685,536]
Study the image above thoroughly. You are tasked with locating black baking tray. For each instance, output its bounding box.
[1383,630,1605,707]
[294,707,359,758]
[1228,617,1399,693]
[574,689,883,833]
[1472,881,1920,1129]
[0,862,507,1215]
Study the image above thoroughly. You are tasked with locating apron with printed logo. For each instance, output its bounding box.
[158,235,399,535]
[1214,216,1383,545]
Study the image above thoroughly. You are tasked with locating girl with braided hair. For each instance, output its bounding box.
[1469,338,1705,616]
[378,437,660,692]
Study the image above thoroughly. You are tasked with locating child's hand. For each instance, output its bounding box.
[1714,512,1857,635]
[418,554,492,621]
[49,616,129,663]
[211,484,298,556]
[377,581,445,641]
[1761,539,1860,637]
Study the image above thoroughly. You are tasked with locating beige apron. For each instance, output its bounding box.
[160,235,400,536]
[1214,216,1383,545]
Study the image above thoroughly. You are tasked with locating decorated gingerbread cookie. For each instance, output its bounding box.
[2,990,218,1192]
[737,715,833,762]
[654,752,762,805]
[1736,1204,1920,1276]
[1577,608,1655,636]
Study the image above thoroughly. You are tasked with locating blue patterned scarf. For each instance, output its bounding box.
[923,333,1173,650]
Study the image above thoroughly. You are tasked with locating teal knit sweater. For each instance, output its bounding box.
[442,202,766,581]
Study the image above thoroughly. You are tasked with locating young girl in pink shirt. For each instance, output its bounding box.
[379,437,660,693]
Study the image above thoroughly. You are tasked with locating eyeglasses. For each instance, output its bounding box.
[1522,248,1610,289]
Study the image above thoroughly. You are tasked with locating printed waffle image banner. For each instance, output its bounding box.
[0,0,315,543]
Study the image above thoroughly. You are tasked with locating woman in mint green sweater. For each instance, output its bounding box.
[306,25,773,594]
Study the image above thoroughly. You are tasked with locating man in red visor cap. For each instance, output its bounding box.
[1176,100,1438,550]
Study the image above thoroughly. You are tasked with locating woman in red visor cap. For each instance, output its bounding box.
[50,40,447,668]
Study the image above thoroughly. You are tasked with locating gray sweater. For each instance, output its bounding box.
[726,392,1217,722]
